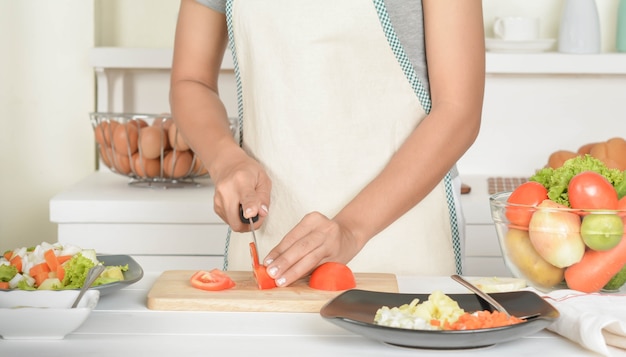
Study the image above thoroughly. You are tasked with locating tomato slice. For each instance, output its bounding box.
[249,242,276,290]
[309,262,356,291]
[190,269,235,291]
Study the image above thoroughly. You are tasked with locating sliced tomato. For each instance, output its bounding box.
[568,171,618,210]
[249,242,276,290]
[505,181,548,229]
[190,269,235,291]
[309,262,356,291]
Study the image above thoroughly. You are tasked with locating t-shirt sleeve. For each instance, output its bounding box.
[195,0,226,13]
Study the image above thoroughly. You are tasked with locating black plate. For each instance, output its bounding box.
[92,254,144,295]
[320,289,559,350]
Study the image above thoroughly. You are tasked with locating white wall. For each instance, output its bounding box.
[1,0,621,253]
[0,1,95,253]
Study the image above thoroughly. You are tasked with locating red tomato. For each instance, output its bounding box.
[190,269,235,291]
[309,262,356,291]
[249,242,276,290]
[505,181,548,229]
[568,171,618,210]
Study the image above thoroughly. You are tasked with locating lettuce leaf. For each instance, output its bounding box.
[530,155,624,206]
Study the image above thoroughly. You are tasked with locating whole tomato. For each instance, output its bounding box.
[506,181,548,228]
[568,171,618,210]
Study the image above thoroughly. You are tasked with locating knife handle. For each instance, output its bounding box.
[239,205,260,224]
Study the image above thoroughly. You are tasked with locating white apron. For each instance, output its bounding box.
[224,0,461,275]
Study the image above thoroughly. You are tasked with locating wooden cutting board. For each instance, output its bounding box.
[147,270,398,313]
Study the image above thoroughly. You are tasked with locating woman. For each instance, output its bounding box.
[170,0,485,287]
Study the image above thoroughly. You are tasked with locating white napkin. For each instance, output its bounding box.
[531,288,626,356]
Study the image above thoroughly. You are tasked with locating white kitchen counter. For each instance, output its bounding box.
[1,273,600,357]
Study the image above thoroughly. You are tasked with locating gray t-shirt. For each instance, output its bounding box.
[195,0,430,92]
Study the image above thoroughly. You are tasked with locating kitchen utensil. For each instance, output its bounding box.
[239,205,260,263]
[451,274,511,317]
[146,270,398,312]
[71,265,106,308]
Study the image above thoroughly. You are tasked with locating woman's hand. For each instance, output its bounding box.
[263,212,363,287]
[210,147,272,232]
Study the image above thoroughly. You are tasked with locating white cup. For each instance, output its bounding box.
[493,17,540,41]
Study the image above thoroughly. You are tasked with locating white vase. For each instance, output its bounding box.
[558,0,601,54]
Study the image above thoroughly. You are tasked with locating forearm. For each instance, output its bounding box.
[333,105,481,250]
[169,80,242,178]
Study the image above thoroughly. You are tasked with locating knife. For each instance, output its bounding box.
[239,205,260,263]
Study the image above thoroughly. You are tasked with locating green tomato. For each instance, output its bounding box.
[580,214,624,251]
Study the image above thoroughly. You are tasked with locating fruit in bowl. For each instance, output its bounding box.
[490,155,626,293]
[90,112,218,187]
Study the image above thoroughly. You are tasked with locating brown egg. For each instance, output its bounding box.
[191,154,208,176]
[99,146,114,169]
[168,122,191,152]
[153,114,173,131]
[112,152,132,175]
[132,152,161,178]
[94,120,120,147]
[112,122,139,156]
[129,118,149,130]
[163,150,193,178]
[139,126,167,159]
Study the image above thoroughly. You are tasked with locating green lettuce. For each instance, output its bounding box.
[0,264,17,282]
[61,253,96,289]
[530,155,624,207]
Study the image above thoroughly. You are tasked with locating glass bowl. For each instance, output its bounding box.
[490,191,626,292]
[90,112,235,188]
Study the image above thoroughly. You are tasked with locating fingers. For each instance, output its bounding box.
[264,212,332,287]
[212,161,271,232]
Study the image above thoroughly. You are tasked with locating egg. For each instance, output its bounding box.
[168,122,191,152]
[129,118,149,129]
[98,146,114,169]
[138,126,167,159]
[191,154,208,176]
[112,122,139,156]
[153,114,173,131]
[132,152,161,178]
[111,152,132,175]
[94,120,120,147]
[163,150,193,178]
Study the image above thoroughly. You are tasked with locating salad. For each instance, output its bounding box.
[374,291,524,331]
[0,242,127,290]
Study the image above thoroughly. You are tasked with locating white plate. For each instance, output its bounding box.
[485,38,556,53]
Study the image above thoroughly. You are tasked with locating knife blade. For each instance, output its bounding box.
[239,205,260,263]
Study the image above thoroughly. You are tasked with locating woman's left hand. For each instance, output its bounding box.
[263,212,362,287]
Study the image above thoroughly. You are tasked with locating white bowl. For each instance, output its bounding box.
[0,290,100,339]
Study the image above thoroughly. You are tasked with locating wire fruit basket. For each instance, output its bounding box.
[90,112,209,188]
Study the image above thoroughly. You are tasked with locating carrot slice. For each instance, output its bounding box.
[29,262,51,277]
[57,255,73,265]
[44,249,59,271]
[3,251,12,261]
[10,255,23,273]
[57,265,66,282]
[0,281,9,289]
[34,271,49,287]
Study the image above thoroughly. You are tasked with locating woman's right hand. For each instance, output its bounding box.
[209,146,272,232]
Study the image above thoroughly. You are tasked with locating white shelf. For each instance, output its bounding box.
[90,47,626,74]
